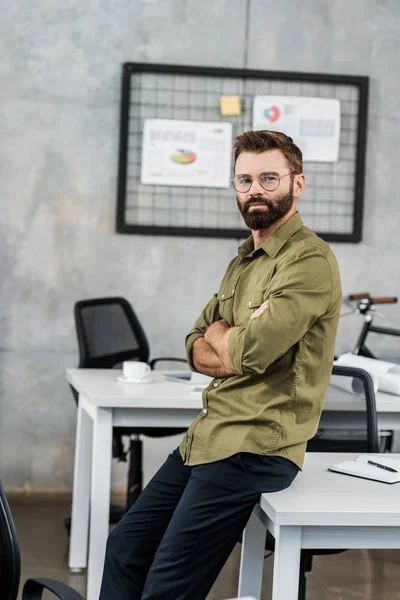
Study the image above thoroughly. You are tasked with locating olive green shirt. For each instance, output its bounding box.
[179,212,342,469]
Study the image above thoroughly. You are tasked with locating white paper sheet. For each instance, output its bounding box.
[252,96,341,162]
[140,119,232,188]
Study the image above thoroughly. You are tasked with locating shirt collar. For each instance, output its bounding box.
[238,212,304,259]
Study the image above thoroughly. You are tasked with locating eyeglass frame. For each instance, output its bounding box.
[231,171,294,193]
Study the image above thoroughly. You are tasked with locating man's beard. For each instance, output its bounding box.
[237,180,294,230]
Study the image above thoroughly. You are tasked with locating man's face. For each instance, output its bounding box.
[234,149,296,231]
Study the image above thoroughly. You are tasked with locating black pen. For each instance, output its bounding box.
[367,460,397,473]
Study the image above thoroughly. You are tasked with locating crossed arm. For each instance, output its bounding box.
[192,301,269,378]
[192,321,237,377]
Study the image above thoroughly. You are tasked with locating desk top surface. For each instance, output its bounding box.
[66,368,400,412]
[260,453,400,527]
[66,368,203,409]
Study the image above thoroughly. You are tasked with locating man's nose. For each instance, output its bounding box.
[249,177,265,195]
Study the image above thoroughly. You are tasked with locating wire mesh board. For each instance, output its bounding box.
[116,63,368,242]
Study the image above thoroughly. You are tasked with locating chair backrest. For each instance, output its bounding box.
[307,365,380,454]
[74,297,150,369]
[0,479,20,600]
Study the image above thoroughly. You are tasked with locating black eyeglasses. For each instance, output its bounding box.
[231,172,292,193]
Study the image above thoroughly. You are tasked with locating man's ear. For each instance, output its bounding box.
[293,174,306,199]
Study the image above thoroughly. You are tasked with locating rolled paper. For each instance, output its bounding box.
[330,372,379,396]
[334,353,400,395]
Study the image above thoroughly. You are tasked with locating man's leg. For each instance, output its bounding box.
[142,453,299,600]
[99,447,191,600]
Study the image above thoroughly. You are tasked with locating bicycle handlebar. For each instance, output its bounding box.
[348,292,398,304]
[370,296,398,304]
[348,292,370,301]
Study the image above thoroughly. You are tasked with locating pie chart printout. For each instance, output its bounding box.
[171,149,197,164]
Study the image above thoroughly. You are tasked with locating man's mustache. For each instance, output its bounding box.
[243,197,273,212]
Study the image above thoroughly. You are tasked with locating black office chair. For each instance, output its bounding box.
[66,296,188,532]
[264,365,382,600]
[0,477,84,600]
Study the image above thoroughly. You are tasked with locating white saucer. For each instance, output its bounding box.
[116,375,152,384]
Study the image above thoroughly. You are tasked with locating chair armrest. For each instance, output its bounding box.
[331,364,379,453]
[22,577,85,600]
[149,357,187,369]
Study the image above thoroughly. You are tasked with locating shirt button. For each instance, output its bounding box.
[202,409,208,414]
[248,300,252,306]
[232,289,235,294]
[221,293,225,298]
[213,382,219,387]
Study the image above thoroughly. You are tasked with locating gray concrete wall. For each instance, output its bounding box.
[1,0,400,491]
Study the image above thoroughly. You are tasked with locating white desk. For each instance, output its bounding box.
[238,452,400,600]
[67,368,203,600]
[66,368,400,600]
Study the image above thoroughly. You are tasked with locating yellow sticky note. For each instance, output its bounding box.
[220,96,241,116]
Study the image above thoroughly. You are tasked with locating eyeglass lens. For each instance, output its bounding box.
[232,173,281,192]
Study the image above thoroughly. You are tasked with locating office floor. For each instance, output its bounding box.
[9,493,400,600]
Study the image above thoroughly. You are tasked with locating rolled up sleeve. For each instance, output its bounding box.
[228,247,333,375]
[185,294,220,371]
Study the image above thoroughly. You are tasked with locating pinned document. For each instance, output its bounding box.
[141,119,233,188]
[252,95,341,162]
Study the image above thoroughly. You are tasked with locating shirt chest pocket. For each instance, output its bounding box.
[235,290,266,326]
[218,289,234,324]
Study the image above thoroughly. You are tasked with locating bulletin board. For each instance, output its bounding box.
[116,62,369,242]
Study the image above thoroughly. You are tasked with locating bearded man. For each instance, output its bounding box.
[99,130,342,600]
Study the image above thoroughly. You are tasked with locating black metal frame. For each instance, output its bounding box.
[355,321,400,358]
[116,62,369,242]
[330,364,379,452]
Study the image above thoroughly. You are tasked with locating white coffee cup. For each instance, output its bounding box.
[122,361,151,381]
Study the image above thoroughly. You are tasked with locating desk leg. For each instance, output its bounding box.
[272,525,301,600]
[87,407,113,600]
[69,397,93,571]
[238,508,267,600]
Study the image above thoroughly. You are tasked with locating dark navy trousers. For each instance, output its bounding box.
[99,447,299,600]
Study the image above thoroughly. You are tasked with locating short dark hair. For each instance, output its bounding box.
[233,130,303,174]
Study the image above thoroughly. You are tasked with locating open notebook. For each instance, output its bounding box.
[328,455,400,484]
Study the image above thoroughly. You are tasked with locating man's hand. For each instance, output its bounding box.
[192,336,237,377]
[204,319,231,351]
[203,320,237,374]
